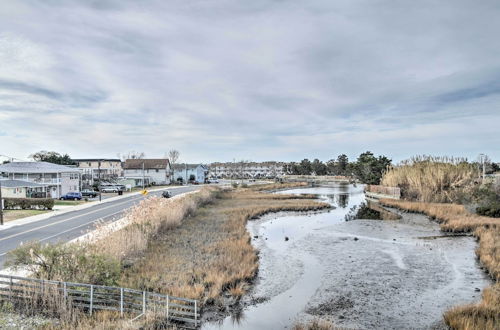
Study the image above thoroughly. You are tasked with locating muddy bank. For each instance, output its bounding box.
[202,185,491,330]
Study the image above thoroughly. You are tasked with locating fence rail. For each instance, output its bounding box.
[365,185,401,199]
[0,274,199,328]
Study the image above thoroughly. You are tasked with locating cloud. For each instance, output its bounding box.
[0,0,499,163]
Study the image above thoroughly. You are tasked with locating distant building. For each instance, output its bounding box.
[0,179,46,198]
[209,161,285,179]
[123,159,171,186]
[73,159,123,186]
[0,162,80,199]
[172,164,208,183]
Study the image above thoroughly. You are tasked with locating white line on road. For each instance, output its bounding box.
[0,195,144,243]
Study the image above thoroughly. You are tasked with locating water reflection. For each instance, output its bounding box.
[345,201,401,221]
[336,194,349,208]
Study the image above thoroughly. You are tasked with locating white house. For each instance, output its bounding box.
[209,161,285,179]
[0,162,80,199]
[73,158,123,186]
[172,164,208,183]
[123,159,171,186]
[0,179,46,198]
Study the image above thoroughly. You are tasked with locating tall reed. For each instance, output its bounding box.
[381,156,478,202]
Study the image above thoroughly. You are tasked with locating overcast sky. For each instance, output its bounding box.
[0,0,499,163]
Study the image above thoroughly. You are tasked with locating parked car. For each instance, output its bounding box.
[100,185,125,193]
[81,189,98,198]
[60,192,83,200]
[161,191,171,198]
[208,178,219,184]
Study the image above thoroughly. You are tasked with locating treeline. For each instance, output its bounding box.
[284,151,391,184]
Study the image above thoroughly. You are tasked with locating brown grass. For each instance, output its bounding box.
[379,198,499,329]
[381,156,478,203]
[293,318,336,330]
[380,199,499,232]
[89,187,218,262]
[250,181,309,191]
[118,189,330,305]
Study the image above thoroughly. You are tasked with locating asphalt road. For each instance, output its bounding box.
[0,185,201,269]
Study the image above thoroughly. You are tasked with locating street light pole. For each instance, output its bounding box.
[0,177,4,226]
[142,161,145,190]
[98,161,102,202]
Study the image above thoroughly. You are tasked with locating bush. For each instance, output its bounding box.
[231,182,238,188]
[5,241,121,286]
[3,198,54,210]
[476,204,500,217]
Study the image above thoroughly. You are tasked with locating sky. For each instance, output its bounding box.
[0,0,499,164]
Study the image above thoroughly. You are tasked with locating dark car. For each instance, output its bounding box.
[161,191,171,198]
[60,192,83,200]
[81,189,98,198]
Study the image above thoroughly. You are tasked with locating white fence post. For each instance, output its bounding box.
[166,295,169,322]
[120,288,124,317]
[142,291,146,314]
[195,300,198,327]
[90,285,94,315]
[9,276,12,299]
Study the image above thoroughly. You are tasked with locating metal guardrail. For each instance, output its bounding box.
[0,274,199,327]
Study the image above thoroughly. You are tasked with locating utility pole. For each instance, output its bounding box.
[142,161,145,190]
[98,161,102,202]
[479,154,486,183]
[0,177,4,226]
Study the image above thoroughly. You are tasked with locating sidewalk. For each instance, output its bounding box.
[0,185,187,232]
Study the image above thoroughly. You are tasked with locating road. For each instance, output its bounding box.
[0,186,201,269]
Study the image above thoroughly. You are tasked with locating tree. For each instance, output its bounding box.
[29,151,75,165]
[121,151,145,161]
[299,159,312,175]
[352,151,391,184]
[336,154,349,176]
[311,159,327,175]
[167,150,180,182]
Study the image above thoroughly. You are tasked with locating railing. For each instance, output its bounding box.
[30,178,61,184]
[365,185,401,199]
[0,274,199,328]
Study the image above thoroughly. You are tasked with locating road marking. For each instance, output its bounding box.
[38,209,126,243]
[0,195,144,243]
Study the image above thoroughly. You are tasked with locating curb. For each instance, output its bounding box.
[0,185,190,232]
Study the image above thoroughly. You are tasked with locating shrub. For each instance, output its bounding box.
[3,198,54,210]
[6,241,121,286]
[231,182,238,188]
[476,204,500,218]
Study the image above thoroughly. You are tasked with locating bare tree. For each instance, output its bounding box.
[167,150,180,182]
[121,151,145,161]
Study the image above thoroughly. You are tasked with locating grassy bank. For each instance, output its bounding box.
[119,186,330,305]
[380,198,499,329]
[2,209,51,222]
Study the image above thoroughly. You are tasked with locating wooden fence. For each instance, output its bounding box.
[0,274,199,328]
[365,185,401,199]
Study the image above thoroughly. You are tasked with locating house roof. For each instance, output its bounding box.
[0,179,46,188]
[123,159,170,170]
[0,162,80,174]
[172,164,207,171]
[73,159,121,162]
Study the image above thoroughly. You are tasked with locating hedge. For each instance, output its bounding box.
[3,198,54,210]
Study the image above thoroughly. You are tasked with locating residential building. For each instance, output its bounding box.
[123,159,171,187]
[209,161,285,179]
[73,159,123,186]
[172,164,208,183]
[0,162,80,199]
[0,179,46,198]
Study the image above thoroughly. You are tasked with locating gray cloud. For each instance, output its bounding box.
[0,0,499,163]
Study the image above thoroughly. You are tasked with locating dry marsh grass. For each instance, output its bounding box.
[250,181,309,191]
[379,198,499,329]
[380,199,499,232]
[90,187,218,262]
[119,189,330,305]
[381,156,478,203]
[293,318,336,330]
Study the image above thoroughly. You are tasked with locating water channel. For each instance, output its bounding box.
[203,184,491,329]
